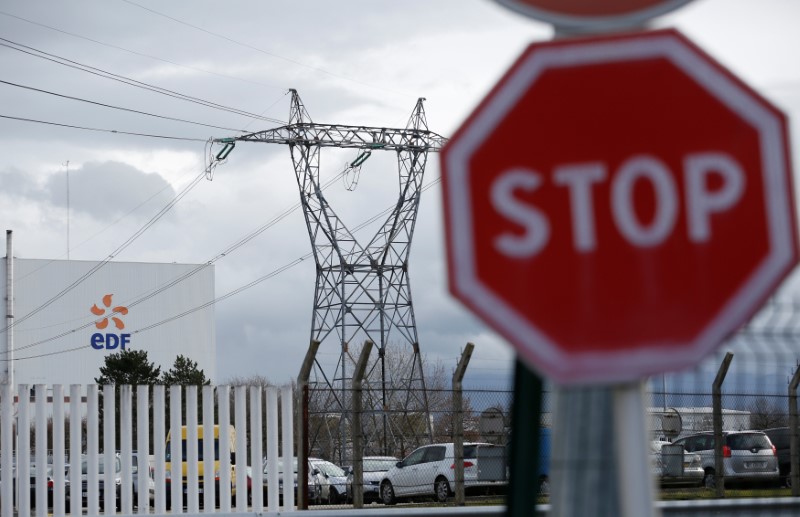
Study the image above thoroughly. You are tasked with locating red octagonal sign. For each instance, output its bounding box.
[441,29,798,384]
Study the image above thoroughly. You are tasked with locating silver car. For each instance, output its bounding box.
[672,431,779,488]
[346,456,399,503]
[309,459,347,503]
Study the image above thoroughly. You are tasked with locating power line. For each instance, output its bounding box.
[0,38,286,125]
[4,165,350,342]
[0,170,208,337]
[0,9,286,94]
[0,114,208,142]
[0,79,248,133]
[118,0,413,99]
[4,176,443,362]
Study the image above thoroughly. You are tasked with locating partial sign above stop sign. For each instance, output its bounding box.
[440,29,798,384]
[493,0,693,31]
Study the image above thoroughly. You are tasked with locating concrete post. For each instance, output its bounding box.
[296,341,319,510]
[713,352,734,497]
[352,341,373,508]
[789,364,800,496]
[452,343,474,506]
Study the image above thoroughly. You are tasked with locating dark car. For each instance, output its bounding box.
[67,454,122,511]
[764,427,792,487]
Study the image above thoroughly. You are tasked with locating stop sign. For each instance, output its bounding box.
[440,29,798,384]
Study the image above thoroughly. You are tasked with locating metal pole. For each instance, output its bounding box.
[788,363,800,496]
[548,22,658,517]
[297,340,319,510]
[453,343,474,506]
[352,341,373,509]
[614,382,657,517]
[713,352,734,497]
[5,230,13,387]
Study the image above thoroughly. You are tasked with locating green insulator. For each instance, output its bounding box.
[350,151,372,167]
[216,142,235,160]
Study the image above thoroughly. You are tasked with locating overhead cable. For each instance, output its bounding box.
[118,0,412,99]
[0,38,286,125]
[0,114,208,142]
[0,79,248,133]
[3,176,443,361]
[0,10,286,93]
[0,171,208,336]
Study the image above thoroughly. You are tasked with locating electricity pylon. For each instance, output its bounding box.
[214,90,446,460]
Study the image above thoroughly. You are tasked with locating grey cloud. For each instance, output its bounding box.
[44,161,176,220]
[0,167,47,201]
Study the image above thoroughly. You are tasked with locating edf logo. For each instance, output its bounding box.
[90,294,131,350]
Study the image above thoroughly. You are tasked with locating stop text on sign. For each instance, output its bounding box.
[492,151,744,257]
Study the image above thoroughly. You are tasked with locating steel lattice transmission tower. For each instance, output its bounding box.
[214,90,446,459]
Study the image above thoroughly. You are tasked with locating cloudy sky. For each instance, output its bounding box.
[1,0,799,388]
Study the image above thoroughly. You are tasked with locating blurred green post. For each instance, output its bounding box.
[507,357,543,517]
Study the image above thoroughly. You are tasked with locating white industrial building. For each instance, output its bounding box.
[2,233,216,387]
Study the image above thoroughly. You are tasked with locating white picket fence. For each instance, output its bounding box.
[0,383,296,516]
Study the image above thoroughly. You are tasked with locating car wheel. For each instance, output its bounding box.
[703,469,716,489]
[380,481,397,505]
[434,477,451,503]
[328,487,339,504]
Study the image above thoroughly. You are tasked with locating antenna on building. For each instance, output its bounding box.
[64,160,70,259]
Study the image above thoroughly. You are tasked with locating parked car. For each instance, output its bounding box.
[764,427,791,487]
[262,457,326,506]
[66,454,122,511]
[650,440,704,487]
[21,464,57,510]
[346,456,399,503]
[379,442,507,504]
[672,431,780,488]
[117,450,153,506]
[309,458,348,503]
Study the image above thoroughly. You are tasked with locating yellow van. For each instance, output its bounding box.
[164,425,237,508]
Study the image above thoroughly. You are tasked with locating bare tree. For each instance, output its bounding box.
[749,396,788,429]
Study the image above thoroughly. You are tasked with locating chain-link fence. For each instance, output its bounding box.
[304,344,800,511]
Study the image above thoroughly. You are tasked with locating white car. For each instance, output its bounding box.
[309,458,347,503]
[346,456,398,503]
[379,442,506,504]
[650,440,704,487]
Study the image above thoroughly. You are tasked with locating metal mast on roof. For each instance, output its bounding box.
[213,90,446,460]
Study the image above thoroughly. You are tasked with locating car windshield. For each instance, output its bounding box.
[363,459,397,472]
[315,461,345,477]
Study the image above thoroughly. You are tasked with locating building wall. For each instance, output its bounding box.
[1,258,215,386]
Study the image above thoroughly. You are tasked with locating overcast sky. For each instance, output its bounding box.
[1,0,799,388]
